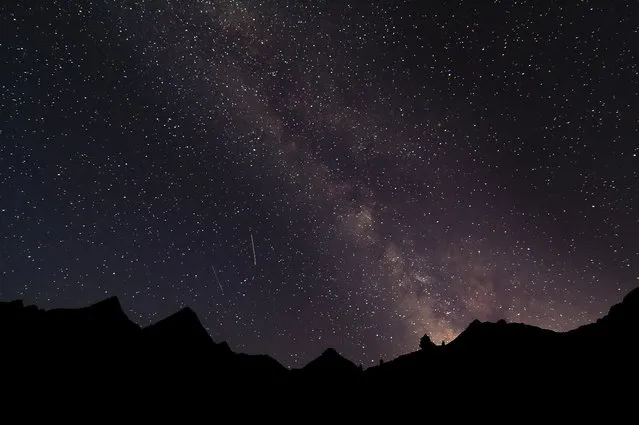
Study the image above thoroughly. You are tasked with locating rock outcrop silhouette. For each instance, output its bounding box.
[2,286,638,412]
[419,333,436,350]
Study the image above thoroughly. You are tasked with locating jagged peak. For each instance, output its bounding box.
[321,347,340,357]
[86,296,127,317]
[216,340,232,352]
[467,319,483,329]
[171,306,197,319]
[449,319,484,344]
[451,317,540,347]
[144,306,212,346]
[303,347,359,372]
[314,348,354,363]
[149,306,203,329]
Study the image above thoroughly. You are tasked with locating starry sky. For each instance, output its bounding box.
[1,1,638,367]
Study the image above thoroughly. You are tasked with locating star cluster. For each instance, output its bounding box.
[1,1,637,366]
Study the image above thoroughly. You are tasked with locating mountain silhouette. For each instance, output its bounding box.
[1,286,638,412]
[298,347,362,381]
[141,306,223,356]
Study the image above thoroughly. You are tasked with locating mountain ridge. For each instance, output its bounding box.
[2,286,638,369]
[1,286,638,409]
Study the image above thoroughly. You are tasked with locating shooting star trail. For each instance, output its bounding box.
[212,266,224,294]
[250,233,257,266]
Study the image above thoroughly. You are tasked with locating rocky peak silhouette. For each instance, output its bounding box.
[142,306,216,348]
[419,333,436,350]
[301,347,361,374]
[1,286,638,410]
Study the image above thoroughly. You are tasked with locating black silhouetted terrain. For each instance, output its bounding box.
[2,287,638,412]
[296,347,361,380]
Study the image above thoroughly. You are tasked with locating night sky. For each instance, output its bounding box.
[1,1,638,367]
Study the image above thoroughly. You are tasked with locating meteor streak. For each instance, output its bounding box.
[250,233,257,266]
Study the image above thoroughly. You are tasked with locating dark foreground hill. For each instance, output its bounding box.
[1,287,638,414]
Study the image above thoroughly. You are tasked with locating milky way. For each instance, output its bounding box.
[1,1,638,366]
